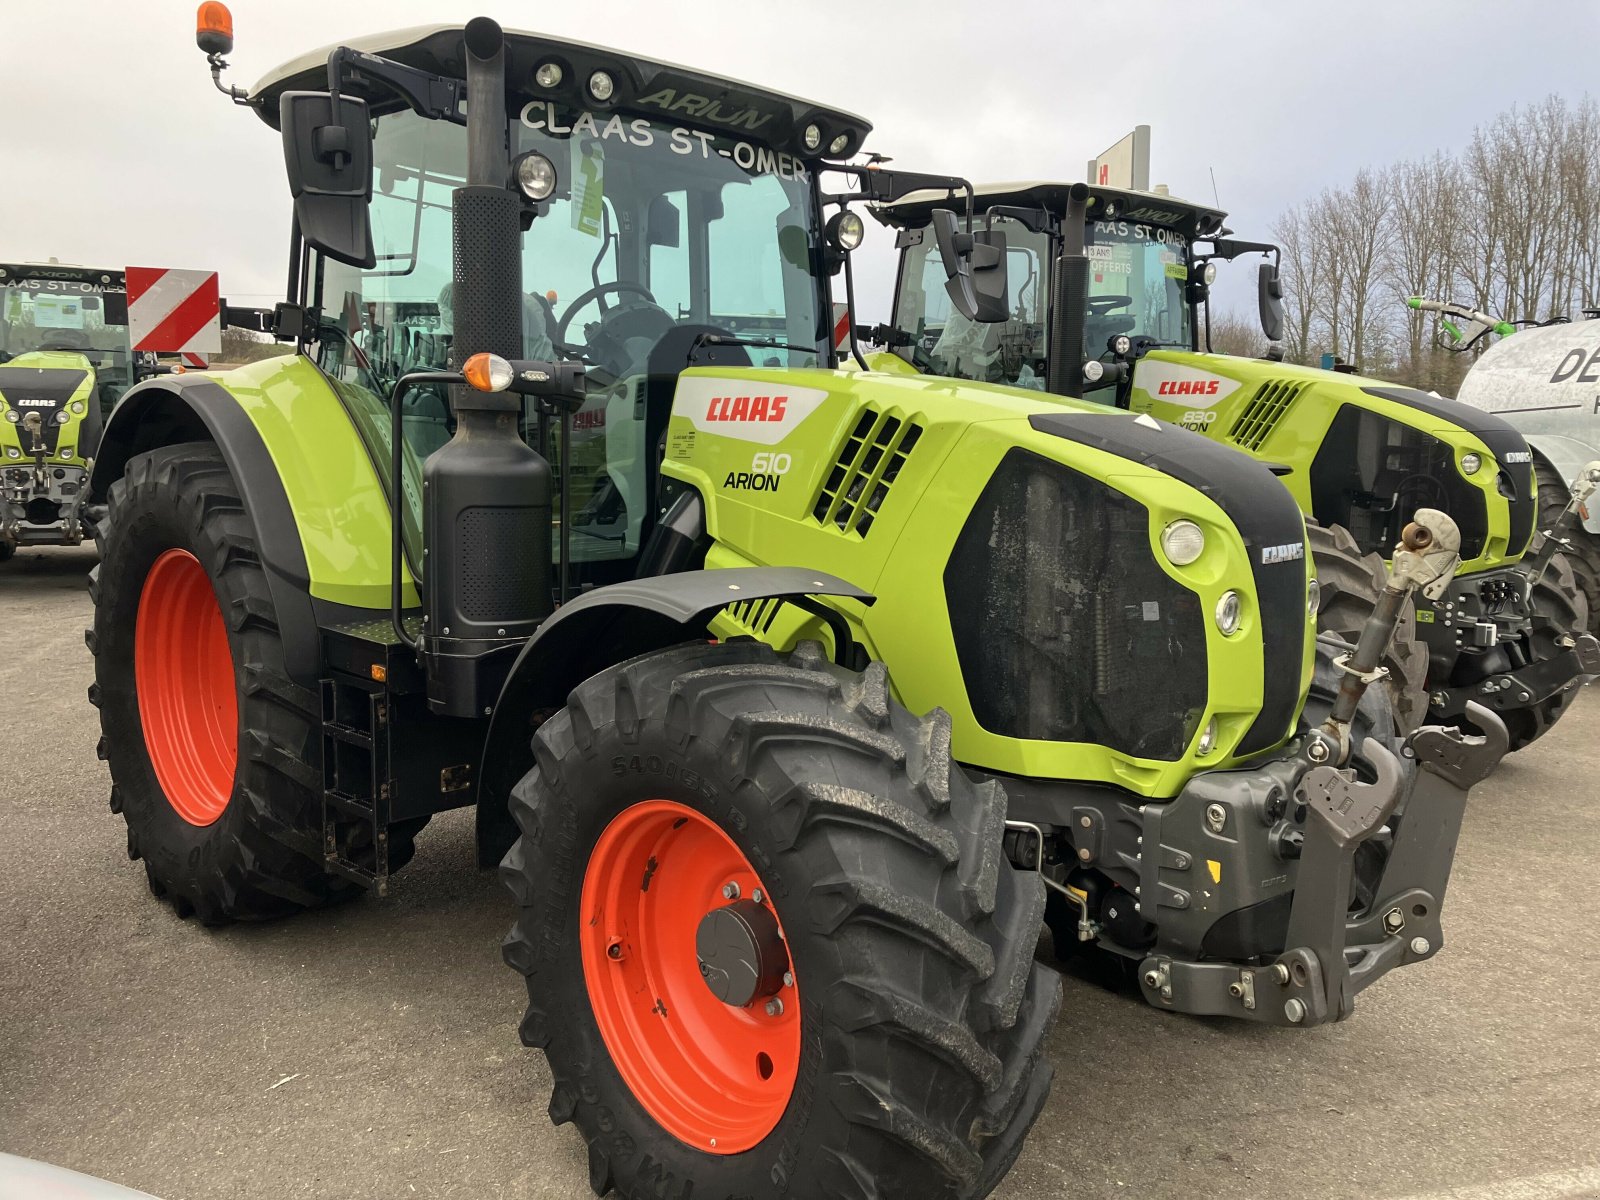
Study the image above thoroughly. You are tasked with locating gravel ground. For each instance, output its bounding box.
[2,544,1597,1200]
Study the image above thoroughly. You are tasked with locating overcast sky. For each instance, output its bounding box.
[5,0,1597,322]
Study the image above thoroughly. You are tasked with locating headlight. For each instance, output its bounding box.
[71,401,85,414]
[515,152,557,201]
[801,123,822,152]
[587,70,615,102]
[1215,590,1243,635]
[59,446,73,459]
[3,410,17,423]
[1197,716,1218,755]
[1160,519,1205,566]
[54,410,70,425]
[1460,451,1482,476]
[1110,333,1132,357]
[534,61,563,88]
[1201,262,1218,284]
[6,447,18,458]
[1308,578,1320,615]
[828,132,850,156]
[827,210,865,252]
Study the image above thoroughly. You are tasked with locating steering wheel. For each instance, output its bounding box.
[555,282,657,343]
[1088,295,1133,316]
[40,329,93,351]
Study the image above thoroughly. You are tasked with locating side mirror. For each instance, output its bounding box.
[647,195,681,248]
[930,208,1009,323]
[280,90,375,269]
[1258,261,1284,342]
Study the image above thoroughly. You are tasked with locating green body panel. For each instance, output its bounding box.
[666,365,1313,797]
[187,354,418,608]
[1128,350,1521,575]
[0,350,99,466]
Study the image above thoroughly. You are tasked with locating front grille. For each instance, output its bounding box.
[1309,405,1487,560]
[813,408,922,537]
[1227,379,1305,451]
[944,449,1206,761]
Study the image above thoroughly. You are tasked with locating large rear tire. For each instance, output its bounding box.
[1535,460,1600,638]
[1307,522,1430,736]
[87,442,423,923]
[502,640,1059,1199]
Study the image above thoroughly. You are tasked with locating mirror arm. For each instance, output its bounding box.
[839,250,870,372]
[325,46,465,127]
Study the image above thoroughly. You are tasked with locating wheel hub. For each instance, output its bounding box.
[696,898,789,1007]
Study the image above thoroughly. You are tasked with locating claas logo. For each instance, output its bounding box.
[1156,379,1221,396]
[705,395,789,422]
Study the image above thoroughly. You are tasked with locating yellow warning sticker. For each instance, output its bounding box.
[1207,859,1222,884]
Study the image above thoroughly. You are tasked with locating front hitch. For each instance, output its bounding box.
[1321,508,1462,761]
[1138,702,1507,1026]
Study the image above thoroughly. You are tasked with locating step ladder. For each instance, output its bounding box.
[319,677,393,896]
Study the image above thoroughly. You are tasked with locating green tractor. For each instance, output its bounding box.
[0,262,141,557]
[876,181,1600,750]
[87,11,1503,1196]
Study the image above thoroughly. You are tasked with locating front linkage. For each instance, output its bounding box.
[1,411,95,551]
[1016,511,1508,1029]
[1422,462,1600,730]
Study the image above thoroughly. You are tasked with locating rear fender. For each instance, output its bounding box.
[474,567,874,866]
[90,356,404,687]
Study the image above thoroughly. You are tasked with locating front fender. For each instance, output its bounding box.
[474,566,874,865]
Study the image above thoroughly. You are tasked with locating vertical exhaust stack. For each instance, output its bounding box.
[422,16,553,718]
[1047,183,1091,400]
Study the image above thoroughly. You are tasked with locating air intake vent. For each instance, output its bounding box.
[724,596,786,637]
[1226,380,1305,451]
[813,409,923,537]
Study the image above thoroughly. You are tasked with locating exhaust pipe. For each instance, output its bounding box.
[421,16,553,717]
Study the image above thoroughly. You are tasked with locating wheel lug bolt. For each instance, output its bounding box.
[722,882,740,900]
[782,971,794,988]
[751,889,764,904]
[765,998,784,1017]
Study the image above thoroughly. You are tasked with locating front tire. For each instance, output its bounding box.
[1307,522,1430,736]
[88,442,422,923]
[1535,460,1600,637]
[1504,554,1589,751]
[502,640,1059,1199]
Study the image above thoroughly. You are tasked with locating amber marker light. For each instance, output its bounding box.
[462,353,514,392]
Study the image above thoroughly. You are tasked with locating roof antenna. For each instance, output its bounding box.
[1209,167,1221,209]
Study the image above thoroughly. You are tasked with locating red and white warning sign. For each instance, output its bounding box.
[832,302,851,350]
[126,267,220,368]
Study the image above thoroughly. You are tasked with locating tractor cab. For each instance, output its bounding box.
[247,25,885,593]
[885,181,1210,392]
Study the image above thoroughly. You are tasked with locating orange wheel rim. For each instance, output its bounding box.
[580,800,800,1154]
[134,548,238,826]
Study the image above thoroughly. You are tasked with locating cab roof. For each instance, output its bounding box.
[878,180,1228,240]
[249,24,872,161]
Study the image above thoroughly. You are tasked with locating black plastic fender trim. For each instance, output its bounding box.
[91,376,323,687]
[474,567,875,866]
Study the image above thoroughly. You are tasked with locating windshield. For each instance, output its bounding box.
[1084,219,1191,354]
[891,213,1194,391]
[0,277,136,405]
[891,215,1052,390]
[316,104,828,582]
